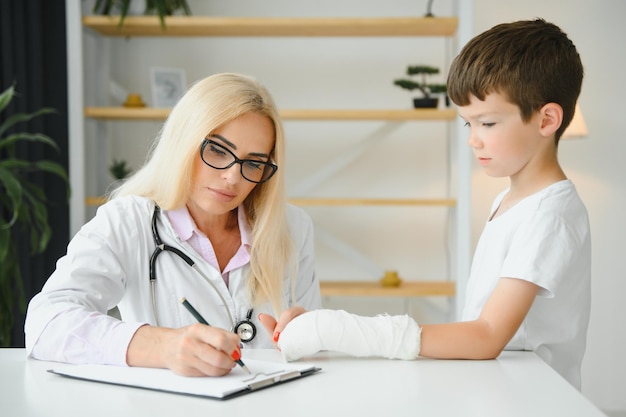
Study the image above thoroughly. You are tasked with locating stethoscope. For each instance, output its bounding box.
[149,205,257,343]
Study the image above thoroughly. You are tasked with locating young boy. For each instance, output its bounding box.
[266,19,590,390]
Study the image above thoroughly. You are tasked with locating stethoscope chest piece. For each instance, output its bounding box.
[235,309,256,343]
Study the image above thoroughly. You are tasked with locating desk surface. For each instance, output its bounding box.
[1,348,605,417]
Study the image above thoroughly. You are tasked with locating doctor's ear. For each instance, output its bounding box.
[538,102,563,137]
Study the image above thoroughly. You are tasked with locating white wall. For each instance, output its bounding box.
[87,0,462,311]
[82,0,626,412]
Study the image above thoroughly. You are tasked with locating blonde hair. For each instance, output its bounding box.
[112,73,294,315]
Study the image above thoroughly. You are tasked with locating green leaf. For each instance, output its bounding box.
[92,0,103,13]
[22,189,51,254]
[0,84,15,113]
[0,242,18,346]
[0,132,59,152]
[0,108,55,138]
[0,159,31,171]
[20,177,63,255]
[33,160,69,182]
[406,65,440,75]
[394,79,422,91]
[177,0,192,15]
[22,179,46,202]
[0,227,9,264]
[0,166,23,230]
[117,0,131,28]
[34,160,71,198]
[156,0,168,29]
[427,83,447,93]
[15,197,33,235]
[92,0,113,15]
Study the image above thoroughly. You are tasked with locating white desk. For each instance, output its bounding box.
[1,348,605,417]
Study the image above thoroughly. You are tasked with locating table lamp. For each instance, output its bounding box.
[562,104,588,139]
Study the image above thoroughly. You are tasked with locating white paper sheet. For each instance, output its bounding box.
[48,359,319,400]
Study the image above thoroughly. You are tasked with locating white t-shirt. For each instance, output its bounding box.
[462,180,591,389]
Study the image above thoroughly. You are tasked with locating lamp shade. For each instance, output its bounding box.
[562,104,588,139]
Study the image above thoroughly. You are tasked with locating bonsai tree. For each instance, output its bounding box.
[394,65,447,108]
[92,0,192,29]
[0,84,69,346]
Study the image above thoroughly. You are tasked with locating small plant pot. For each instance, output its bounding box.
[413,97,439,108]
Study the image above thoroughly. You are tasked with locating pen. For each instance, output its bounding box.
[180,297,251,374]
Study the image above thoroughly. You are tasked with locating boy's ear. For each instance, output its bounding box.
[538,102,563,137]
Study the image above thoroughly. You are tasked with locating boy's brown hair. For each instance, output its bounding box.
[447,18,583,142]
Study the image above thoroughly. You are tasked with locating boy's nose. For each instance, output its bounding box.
[467,131,482,149]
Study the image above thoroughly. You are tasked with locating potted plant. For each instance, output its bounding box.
[109,158,132,180]
[0,84,70,346]
[394,65,447,108]
[92,0,192,29]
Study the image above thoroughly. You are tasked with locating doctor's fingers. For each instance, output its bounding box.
[169,348,236,377]
[258,313,278,341]
[169,324,240,376]
[276,306,306,331]
[258,307,307,345]
[272,306,307,343]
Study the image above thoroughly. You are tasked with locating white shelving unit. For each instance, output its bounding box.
[65,1,473,318]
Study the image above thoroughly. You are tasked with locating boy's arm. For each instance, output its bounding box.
[275,277,539,362]
[419,277,539,359]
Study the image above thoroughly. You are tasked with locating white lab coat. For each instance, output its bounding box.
[25,195,321,365]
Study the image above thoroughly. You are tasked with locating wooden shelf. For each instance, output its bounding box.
[86,196,456,207]
[82,16,458,37]
[84,107,457,121]
[320,280,455,297]
[282,109,457,121]
[85,107,168,120]
[291,198,456,207]
[78,14,462,305]
[85,197,107,206]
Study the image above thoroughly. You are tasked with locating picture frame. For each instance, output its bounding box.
[149,67,187,108]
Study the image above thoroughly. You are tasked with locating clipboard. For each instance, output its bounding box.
[48,359,320,400]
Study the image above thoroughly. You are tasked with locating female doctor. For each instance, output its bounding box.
[24,73,321,377]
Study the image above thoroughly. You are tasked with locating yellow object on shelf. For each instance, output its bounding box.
[380,270,402,287]
[123,93,146,108]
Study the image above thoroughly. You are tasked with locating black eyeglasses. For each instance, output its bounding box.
[200,137,278,184]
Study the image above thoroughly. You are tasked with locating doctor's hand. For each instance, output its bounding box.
[258,306,306,346]
[127,324,242,377]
